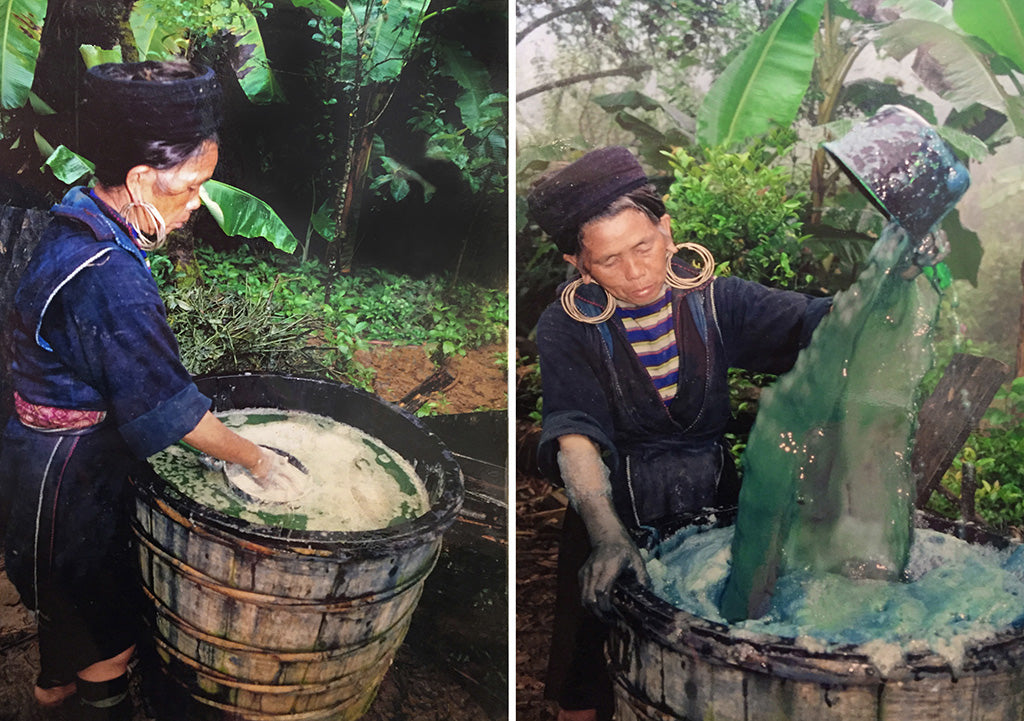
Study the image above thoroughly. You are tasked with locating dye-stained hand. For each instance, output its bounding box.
[580,534,650,617]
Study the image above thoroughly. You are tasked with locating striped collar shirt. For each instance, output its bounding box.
[617,288,678,404]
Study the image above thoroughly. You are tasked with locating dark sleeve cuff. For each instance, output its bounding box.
[537,409,618,484]
[801,296,833,347]
[119,383,211,458]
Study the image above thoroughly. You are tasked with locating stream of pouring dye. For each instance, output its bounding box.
[719,223,940,622]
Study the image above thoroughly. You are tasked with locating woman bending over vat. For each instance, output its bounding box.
[526,147,834,721]
[0,61,304,721]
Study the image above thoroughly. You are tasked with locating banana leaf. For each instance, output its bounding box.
[79,44,123,68]
[336,0,431,85]
[697,0,825,148]
[437,41,493,134]
[878,18,1024,135]
[42,144,94,184]
[289,0,345,19]
[0,0,46,109]
[879,0,959,29]
[129,0,189,61]
[218,1,284,104]
[953,0,1024,73]
[201,180,299,254]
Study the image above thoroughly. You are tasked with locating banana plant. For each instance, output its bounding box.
[0,0,46,109]
[696,0,825,149]
[697,0,1024,151]
[292,0,433,275]
[693,0,1021,290]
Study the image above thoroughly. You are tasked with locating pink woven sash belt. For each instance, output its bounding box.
[13,391,107,431]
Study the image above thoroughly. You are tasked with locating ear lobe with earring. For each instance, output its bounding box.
[560,277,616,324]
[120,191,167,251]
[666,242,715,290]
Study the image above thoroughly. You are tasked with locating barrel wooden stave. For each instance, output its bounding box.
[133,497,439,600]
[156,640,384,718]
[150,591,412,686]
[132,375,464,720]
[136,535,428,651]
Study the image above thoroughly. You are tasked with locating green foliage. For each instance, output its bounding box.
[927,377,1024,529]
[663,145,809,289]
[152,256,334,379]
[408,87,507,198]
[953,0,1024,73]
[201,180,300,254]
[154,246,508,379]
[0,0,45,109]
[696,0,824,148]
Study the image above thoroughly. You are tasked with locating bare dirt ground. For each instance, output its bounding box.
[0,343,509,721]
[354,342,508,414]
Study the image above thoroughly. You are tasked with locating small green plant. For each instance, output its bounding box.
[663,145,810,290]
[927,377,1024,530]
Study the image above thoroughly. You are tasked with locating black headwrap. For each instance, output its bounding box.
[82,61,222,148]
[527,146,659,254]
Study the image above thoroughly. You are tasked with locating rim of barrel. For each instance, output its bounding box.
[611,508,1024,682]
[134,373,464,554]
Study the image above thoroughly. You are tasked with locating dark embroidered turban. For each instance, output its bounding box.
[527,146,650,254]
[82,61,222,146]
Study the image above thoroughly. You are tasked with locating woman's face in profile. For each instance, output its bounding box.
[138,140,219,232]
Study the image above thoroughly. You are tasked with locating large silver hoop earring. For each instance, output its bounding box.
[120,200,167,251]
[560,278,616,324]
[666,242,715,290]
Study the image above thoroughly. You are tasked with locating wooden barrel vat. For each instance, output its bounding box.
[131,374,464,721]
[607,511,1024,721]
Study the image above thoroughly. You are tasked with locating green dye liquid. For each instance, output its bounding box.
[720,225,939,621]
[149,409,429,532]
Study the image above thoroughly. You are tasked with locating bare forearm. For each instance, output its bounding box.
[182,411,262,469]
[557,433,649,611]
[557,434,631,545]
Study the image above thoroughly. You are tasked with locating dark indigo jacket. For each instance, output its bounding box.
[8,187,210,458]
[536,260,831,529]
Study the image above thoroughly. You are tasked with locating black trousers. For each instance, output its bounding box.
[543,507,614,719]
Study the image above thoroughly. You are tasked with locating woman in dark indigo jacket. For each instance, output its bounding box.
[0,62,304,720]
[528,147,832,721]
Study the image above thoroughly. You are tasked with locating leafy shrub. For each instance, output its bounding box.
[663,145,810,290]
[152,245,507,382]
[927,377,1024,530]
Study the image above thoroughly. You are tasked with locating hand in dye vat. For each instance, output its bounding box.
[580,533,650,617]
[231,445,310,503]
